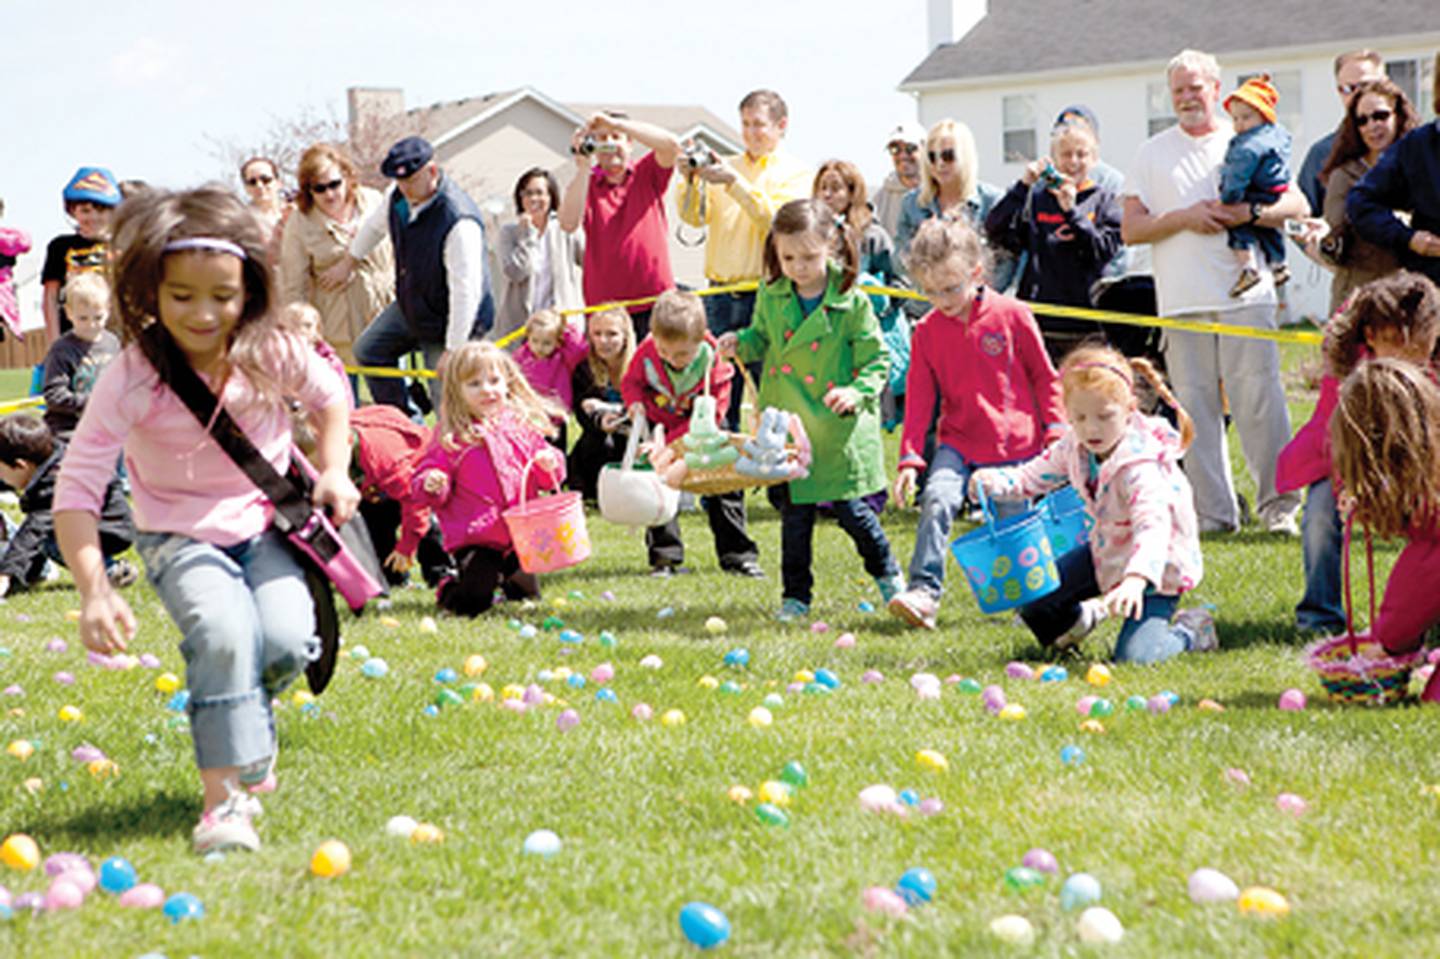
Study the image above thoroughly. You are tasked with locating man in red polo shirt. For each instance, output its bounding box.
[559,111,681,340]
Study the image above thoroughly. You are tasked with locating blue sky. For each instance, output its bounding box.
[3,0,928,293]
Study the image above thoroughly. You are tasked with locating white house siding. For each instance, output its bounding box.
[913,39,1440,323]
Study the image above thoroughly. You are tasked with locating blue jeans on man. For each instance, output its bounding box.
[353,301,446,416]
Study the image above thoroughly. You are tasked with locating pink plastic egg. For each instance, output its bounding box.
[118,882,166,909]
[862,886,909,916]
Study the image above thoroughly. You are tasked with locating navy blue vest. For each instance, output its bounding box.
[388,172,494,341]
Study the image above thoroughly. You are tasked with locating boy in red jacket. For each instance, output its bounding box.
[349,404,452,587]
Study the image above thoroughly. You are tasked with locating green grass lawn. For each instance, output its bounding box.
[2,345,1438,956]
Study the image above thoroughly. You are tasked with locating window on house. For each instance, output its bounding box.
[1237,70,1302,138]
[1146,80,1176,136]
[1387,55,1437,121]
[1002,95,1036,162]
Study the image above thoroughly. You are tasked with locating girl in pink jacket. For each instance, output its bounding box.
[414,341,565,616]
[974,344,1212,664]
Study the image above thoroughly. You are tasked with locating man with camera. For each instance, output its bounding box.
[675,89,811,426]
[558,112,681,340]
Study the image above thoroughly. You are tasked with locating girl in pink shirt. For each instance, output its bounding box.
[974,344,1212,664]
[414,341,565,616]
[53,186,358,856]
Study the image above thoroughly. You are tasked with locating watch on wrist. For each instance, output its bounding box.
[1248,201,1262,225]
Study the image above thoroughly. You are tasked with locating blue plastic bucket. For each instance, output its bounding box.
[950,486,1061,613]
[1038,485,1092,556]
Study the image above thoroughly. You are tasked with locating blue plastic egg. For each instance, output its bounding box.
[1060,872,1103,910]
[1060,745,1087,766]
[163,892,204,924]
[98,856,137,894]
[559,629,584,644]
[857,600,875,613]
[595,688,617,703]
[679,901,731,949]
[536,669,554,683]
[567,674,586,689]
[896,867,937,906]
[814,669,840,689]
[434,668,458,684]
[361,658,389,679]
[898,789,920,806]
[722,648,750,669]
[165,690,190,712]
[518,624,538,639]
[1040,666,1068,683]
[421,704,440,717]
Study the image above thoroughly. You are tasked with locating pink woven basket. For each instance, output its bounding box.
[502,455,591,574]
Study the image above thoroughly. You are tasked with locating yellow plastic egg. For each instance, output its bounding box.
[410,823,445,844]
[418,616,438,634]
[998,703,1027,721]
[6,739,34,761]
[310,839,352,877]
[1197,698,1225,712]
[155,672,182,694]
[291,690,315,708]
[471,683,495,703]
[697,675,719,690]
[727,785,753,804]
[380,616,401,629]
[793,669,815,684]
[463,655,488,677]
[1084,663,1112,687]
[757,780,792,807]
[915,749,949,772]
[661,709,686,727]
[65,609,82,622]
[1079,719,1107,734]
[553,667,573,681]
[501,684,526,701]
[1,833,40,871]
[57,704,83,723]
[87,758,119,780]
[746,706,773,729]
[1237,886,1291,917]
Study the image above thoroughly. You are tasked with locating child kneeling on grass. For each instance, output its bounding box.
[971,344,1214,664]
[1331,357,1440,702]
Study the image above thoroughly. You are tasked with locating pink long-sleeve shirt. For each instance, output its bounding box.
[514,320,588,409]
[899,289,1064,471]
[55,335,347,547]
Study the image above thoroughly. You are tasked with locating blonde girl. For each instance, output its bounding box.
[568,306,636,501]
[53,186,357,854]
[718,198,901,622]
[413,341,565,616]
[972,344,1214,663]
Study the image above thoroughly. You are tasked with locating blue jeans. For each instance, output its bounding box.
[137,529,316,770]
[353,301,445,415]
[1296,478,1345,633]
[907,444,1026,597]
[1020,545,1189,665]
[704,286,758,431]
[780,491,899,605]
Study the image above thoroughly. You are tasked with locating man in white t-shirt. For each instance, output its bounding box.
[1122,49,1307,534]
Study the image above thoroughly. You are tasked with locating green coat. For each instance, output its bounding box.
[734,266,890,504]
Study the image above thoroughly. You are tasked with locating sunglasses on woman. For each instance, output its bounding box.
[309,178,345,195]
[1356,108,1394,127]
[927,148,957,164]
[244,174,275,187]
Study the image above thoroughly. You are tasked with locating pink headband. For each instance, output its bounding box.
[163,237,247,260]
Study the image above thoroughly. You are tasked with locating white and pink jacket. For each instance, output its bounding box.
[983,412,1203,596]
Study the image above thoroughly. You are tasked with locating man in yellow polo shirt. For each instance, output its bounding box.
[676,89,811,426]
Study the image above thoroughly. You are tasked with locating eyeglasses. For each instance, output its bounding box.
[244,174,275,187]
[888,142,918,157]
[309,178,345,195]
[1337,82,1360,97]
[1356,108,1394,127]
[927,148,957,165]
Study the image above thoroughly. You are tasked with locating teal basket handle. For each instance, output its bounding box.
[972,474,997,527]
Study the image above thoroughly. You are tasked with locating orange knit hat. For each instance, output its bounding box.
[1224,76,1279,125]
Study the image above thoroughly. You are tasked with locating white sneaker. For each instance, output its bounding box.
[888,588,938,630]
[1261,507,1301,537]
[193,790,261,854]
[1055,598,1107,651]
[1174,607,1219,653]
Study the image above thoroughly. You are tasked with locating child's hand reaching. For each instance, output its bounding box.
[822,386,860,416]
[716,332,739,359]
[384,550,414,574]
[1103,574,1149,621]
[422,468,448,496]
[893,466,920,506]
[312,468,361,526]
[967,470,995,501]
[79,589,137,655]
[535,447,563,472]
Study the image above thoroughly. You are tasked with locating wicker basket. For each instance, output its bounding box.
[667,361,800,497]
[1304,523,1422,705]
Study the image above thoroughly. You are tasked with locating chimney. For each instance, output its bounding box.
[347,87,405,144]
[927,0,988,49]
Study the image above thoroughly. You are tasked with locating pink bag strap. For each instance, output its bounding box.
[1340,515,1377,655]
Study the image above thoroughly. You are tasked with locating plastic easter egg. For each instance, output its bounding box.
[757,781,792,807]
[898,789,919,806]
[418,616,438,633]
[1040,665,1068,683]
[556,709,581,731]
[981,685,1007,711]
[518,624,538,639]
[542,615,564,631]
[1125,694,1147,711]
[780,761,808,789]
[139,653,162,669]
[421,704,440,717]
[1160,690,1180,706]
[155,672,181,694]
[118,882,165,909]
[989,914,1035,944]
[385,816,419,839]
[998,703,1027,721]
[1004,866,1046,893]
[1061,744,1087,766]
[678,901,731,949]
[916,749,949,773]
[1005,661,1035,680]
[310,840,351,878]
[1022,848,1058,874]
[747,707,773,729]
[834,632,856,649]
[763,693,784,708]
[523,829,562,857]
[631,703,653,721]
[45,877,85,911]
[6,740,33,761]
[348,645,371,661]
[598,630,617,647]
[1146,694,1171,714]
[1079,720,1106,735]
[1085,663,1113,686]
[71,745,105,764]
[657,606,675,620]
[1061,872,1103,910]
[1076,906,1124,943]
[706,617,728,635]
[859,784,899,813]
[595,688,617,704]
[472,683,495,703]
[861,670,885,684]
[697,675,719,690]
[163,892,204,924]
[409,823,444,844]
[1089,698,1114,717]
[794,669,816,684]
[98,856,137,894]
[1,834,39,871]
[523,684,545,706]
[863,885,909,916]
[463,655,488,677]
[857,600,875,613]
[1188,867,1240,903]
[591,663,615,685]
[558,629,583,644]
[957,678,983,694]
[2,685,23,697]
[718,681,741,696]
[1276,792,1308,816]
[915,683,940,701]
[661,709,686,727]
[54,671,76,686]
[896,867,937,906]
[58,704,83,723]
[1197,698,1225,712]
[44,853,90,878]
[165,691,190,712]
[1278,688,1307,711]
[566,674,586,690]
[1237,886,1290,917]
[918,797,945,816]
[434,688,464,708]
[434,667,458,684]
[813,668,840,689]
[810,621,829,633]
[727,785,753,804]
[1075,695,1099,715]
[22,778,42,795]
[640,654,663,670]
[361,658,389,679]
[754,802,789,827]
[909,672,939,691]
